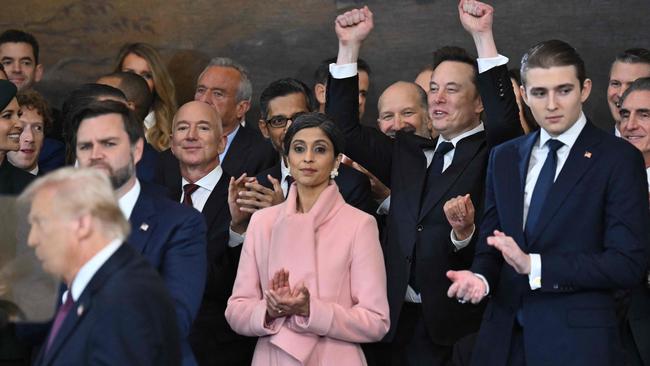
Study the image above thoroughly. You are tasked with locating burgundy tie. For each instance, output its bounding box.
[182,183,200,207]
[45,291,74,353]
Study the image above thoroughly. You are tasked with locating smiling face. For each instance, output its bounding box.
[0,42,42,91]
[428,61,483,140]
[620,89,650,166]
[378,82,429,138]
[287,127,340,192]
[608,61,650,123]
[7,106,44,171]
[194,66,249,133]
[521,65,591,136]
[121,53,154,92]
[0,97,22,152]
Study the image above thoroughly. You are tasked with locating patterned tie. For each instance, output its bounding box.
[182,183,200,207]
[525,139,564,241]
[45,291,74,354]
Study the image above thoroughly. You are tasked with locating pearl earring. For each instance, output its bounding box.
[330,168,339,179]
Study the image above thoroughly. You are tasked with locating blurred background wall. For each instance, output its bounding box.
[1,0,648,130]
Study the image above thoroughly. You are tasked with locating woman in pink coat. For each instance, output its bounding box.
[225,113,389,365]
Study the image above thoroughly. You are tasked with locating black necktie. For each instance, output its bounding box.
[182,183,200,207]
[525,139,564,240]
[284,175,294,198]
[410,141,455,293]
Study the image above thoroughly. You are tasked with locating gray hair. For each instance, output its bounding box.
[620,77,650,106]
[18,167,130,240]
[199,57,252,102]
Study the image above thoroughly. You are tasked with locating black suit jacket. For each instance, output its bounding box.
[33,244,181,366]
[326,65,522,346]
[256,161,373,213]
[0,159,34,195]
[221,124,277,178]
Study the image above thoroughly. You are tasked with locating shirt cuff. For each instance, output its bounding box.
[376,196,391,215]
[228,228,245,248]
[450,225,475,251]
[329,63,357,79]
[528,254,542,290]
[473,273,490,296]
[477,54,509,74]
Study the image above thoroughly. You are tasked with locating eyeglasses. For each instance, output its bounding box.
[265,112,306,128]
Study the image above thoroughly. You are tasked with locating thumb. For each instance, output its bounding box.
[446,270,459,282]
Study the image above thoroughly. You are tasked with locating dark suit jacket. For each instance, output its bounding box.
[221,124,277,178]
[158,166,255,365]
[256,161,373,213]
[470,122,649,366]
[37,138,65,175]
[128,183,206,365]
[0,159,34,195]
[33,244,181,366]
[326,65,522,346]
[135,142,160,184]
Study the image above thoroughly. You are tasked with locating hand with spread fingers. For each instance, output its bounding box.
[487,230,531,274]
[228,173,256,233]
[265,269,310,319]
[229,173,284,233]
[443,194,475,241]
[446,270,487,304]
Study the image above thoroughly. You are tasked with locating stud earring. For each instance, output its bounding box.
[330,168,339,179]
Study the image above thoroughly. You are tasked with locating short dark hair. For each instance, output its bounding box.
[613,48,650,66]
[16,89,53,131]
[259,78,316,119]
[283,112,344,157]
[620,76,650,106]
[0,30,40,64]
[432,46,479,90]
[520,39,586,88]
[313,57,371,86]
[71,100,144,150]
[99,71,153,122]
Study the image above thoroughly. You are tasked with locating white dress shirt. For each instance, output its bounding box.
[62,238,122,302]
[646,167,650,191]
[118,179,141,220]
[180,165,223,213]
[143,110,156,131]
[279,156,292,197]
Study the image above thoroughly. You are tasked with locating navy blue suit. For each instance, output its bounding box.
[136,142,160,184]
[33,244,181,366]
[256,161,373,213]
[470,121,649,366]
[128,183,207,365]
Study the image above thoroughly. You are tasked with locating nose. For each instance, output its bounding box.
[432,89,446,105]
[187,125,199,139]
[546,92,558,111]
[304,148,314,162]
[22,125,34,143]
[7,60,20,73]
[90,144,104,160]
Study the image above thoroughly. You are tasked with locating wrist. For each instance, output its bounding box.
[336,41,361,64]
[472,32,498,58]
[454,225,474,241]
[230,221,247,234]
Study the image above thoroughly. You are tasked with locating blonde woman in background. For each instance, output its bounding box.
[115,42,177,151]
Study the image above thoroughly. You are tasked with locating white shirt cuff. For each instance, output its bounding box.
[376,195,391,215]
[228,228,245,248]
[474,273,490,296]
[329,63,357,79]
[450,225,475,251]
[528,253,542,289]
[477,54,509,74]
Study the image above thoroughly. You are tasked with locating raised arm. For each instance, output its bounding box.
[326,6,394,186]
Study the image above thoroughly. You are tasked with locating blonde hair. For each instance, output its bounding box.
[115,42,177,151]
[18,168,130,239]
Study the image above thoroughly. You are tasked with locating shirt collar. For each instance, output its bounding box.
[280,155,291,181]
[181,164,223,192]
[436,122,485,149]
[30,166,39,175]
[65,238,123,302]
[143,110,155,130]
[118,179,141,220]
[539,111,587,149]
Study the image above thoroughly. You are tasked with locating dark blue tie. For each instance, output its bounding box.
[525,139,564,240]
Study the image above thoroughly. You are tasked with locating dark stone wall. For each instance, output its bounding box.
[2,0,648,130]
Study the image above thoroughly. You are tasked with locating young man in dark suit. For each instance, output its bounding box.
[255,77,372,212]
[73,100,206,366]
[447,2,649,366]
[20,167,180,366]
[328,4,522,365]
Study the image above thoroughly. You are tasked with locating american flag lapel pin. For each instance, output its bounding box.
[140,223,149,231]
[584,151,592,159]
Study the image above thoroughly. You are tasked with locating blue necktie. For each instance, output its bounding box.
[525,139,564,240]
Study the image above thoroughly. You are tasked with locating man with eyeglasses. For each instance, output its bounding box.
[255,77,372,212]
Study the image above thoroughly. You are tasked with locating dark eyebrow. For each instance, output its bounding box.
[555,83,575,89]
[638,108,650,114]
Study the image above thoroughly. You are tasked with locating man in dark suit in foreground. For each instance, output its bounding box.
[19,167,180,366]
[447,2,650,366]
[73,100,206,366]
[255,77,372,212]
[328,5,522,365]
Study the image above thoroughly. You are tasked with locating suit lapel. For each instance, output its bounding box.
[222,126,249,177]
[397,133,435,222]
[202,171,230,230]
[419,132,485,219]
[527,122,601,246]
[516,131,539,246]
[127,190,157,254]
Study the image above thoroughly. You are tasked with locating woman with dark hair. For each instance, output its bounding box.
[226,112,389,365]
[114,42,177,151]
[0,79,33,194]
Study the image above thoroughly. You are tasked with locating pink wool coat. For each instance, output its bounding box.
[225,183,389,365]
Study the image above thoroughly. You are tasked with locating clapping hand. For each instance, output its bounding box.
[265,269,310,319]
